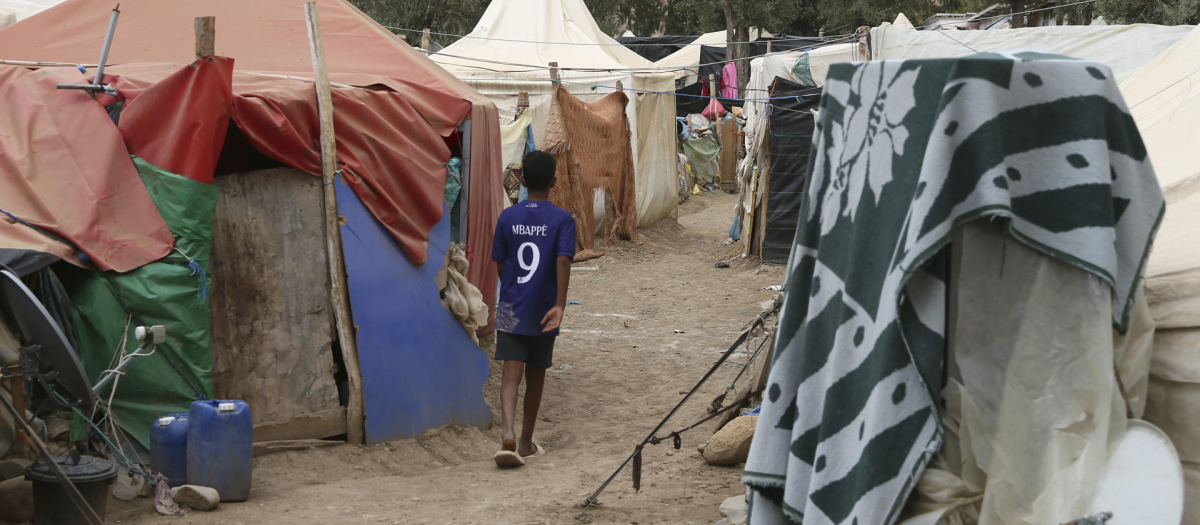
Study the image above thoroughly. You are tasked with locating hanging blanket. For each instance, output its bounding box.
[743,52,1163,525]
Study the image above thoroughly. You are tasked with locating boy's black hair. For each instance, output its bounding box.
[522,150,557,191]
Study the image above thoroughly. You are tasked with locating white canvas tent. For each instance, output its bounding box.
[435,0,677,228]
[869,23,1193,81]
[0,0,62,29]
[1120,24,1200,522]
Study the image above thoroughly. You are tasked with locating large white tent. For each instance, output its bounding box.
[0,0,62,28]
[870,23,1193,81]
[1119,24,1200,522]
[435,0,677,228]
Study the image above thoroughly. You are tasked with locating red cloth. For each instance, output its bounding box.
[116,58,235,184]
[0,65,173,272]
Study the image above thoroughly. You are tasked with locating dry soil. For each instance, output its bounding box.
[108,190,785,525]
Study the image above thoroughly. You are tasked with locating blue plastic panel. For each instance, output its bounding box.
[336,178,492,444]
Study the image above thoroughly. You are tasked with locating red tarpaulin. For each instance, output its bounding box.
[0,0,503,319]
[0,65,173,272]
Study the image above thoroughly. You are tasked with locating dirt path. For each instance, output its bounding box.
[110,191,784,525]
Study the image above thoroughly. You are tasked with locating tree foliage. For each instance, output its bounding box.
[349,0,1195,53]
[351,0,490,46]
[1095,0,1200,25]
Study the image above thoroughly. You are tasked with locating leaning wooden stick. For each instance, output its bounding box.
[303,1,365,445]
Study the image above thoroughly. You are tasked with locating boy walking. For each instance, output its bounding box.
[491,150,576,468]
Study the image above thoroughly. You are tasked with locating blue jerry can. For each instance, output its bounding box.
[150,413,189,487]
[186,400,252,501]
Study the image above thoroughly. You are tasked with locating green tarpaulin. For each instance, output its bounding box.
[60,157,217,449]
[681,135,720,185]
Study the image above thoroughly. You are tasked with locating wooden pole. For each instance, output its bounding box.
[304,1,365,445]
[9,371,32,460]
[615,80,622,92]
[549,61,560,83]
[421,28,431,54]
[708,74,716,101]
[516,91,529,117]
[194,16,215,59]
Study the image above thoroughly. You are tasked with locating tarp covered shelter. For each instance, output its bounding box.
[736,45,856,257]
[869,23,1193,82]
[0,0,501,446]
[740,78,821,263]
[0,0,506,328]
[695,38,830,88]
[1120,24,1200,520]
[435,0,678,229]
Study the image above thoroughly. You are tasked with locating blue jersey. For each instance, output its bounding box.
[492,200,576,336]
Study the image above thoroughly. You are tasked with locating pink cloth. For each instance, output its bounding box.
[721,62,740,99]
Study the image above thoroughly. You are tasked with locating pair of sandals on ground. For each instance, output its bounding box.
[494,437,545,468]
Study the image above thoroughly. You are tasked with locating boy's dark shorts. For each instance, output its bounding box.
[495,331,556,369]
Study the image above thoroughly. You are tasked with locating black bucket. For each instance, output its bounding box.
[25,450,118,525]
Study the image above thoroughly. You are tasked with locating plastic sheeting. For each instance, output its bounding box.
[617,35,698,62]
[735,44,857,234]
[901,221,1140,525]
[869,23,1193,82]
[0,65,174,273]
[435,0,677,228]
[61,158,217,450]
[680,136,719,184]
[762,78,819,264]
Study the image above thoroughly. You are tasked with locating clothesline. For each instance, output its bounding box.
[438,76,816,102]
[430,35,858,74]
[386,26,860,47]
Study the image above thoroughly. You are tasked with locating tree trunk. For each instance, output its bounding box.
[1010,0,1026,28]
[717,0,736,97]
[1083,5,1094,25]
[734,19,749,97]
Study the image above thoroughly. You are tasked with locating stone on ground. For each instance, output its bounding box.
[0,459,30,481]
[0,477,33,523]
[703,415,757,466]
[170,485,220,511]
[720,494,747,517]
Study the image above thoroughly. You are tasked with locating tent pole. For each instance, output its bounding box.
[305,1,366,445]
[93,5,119,85]
[194,16,215,59]
[421,29,431,55]
[549,61,560,83]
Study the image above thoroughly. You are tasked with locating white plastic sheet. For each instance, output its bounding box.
[870,23,1192,82]
[901,221,1137,525]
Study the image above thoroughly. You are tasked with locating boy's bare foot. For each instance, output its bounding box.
[502,437,517,452]
[518,441,541,457]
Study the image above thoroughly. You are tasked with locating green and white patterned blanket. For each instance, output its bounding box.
[743,52,1163,525]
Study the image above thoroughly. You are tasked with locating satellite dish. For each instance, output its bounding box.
[0,270,95,411]
[1085,419,1184,524]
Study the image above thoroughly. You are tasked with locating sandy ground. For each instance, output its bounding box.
[108,190,785,525]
